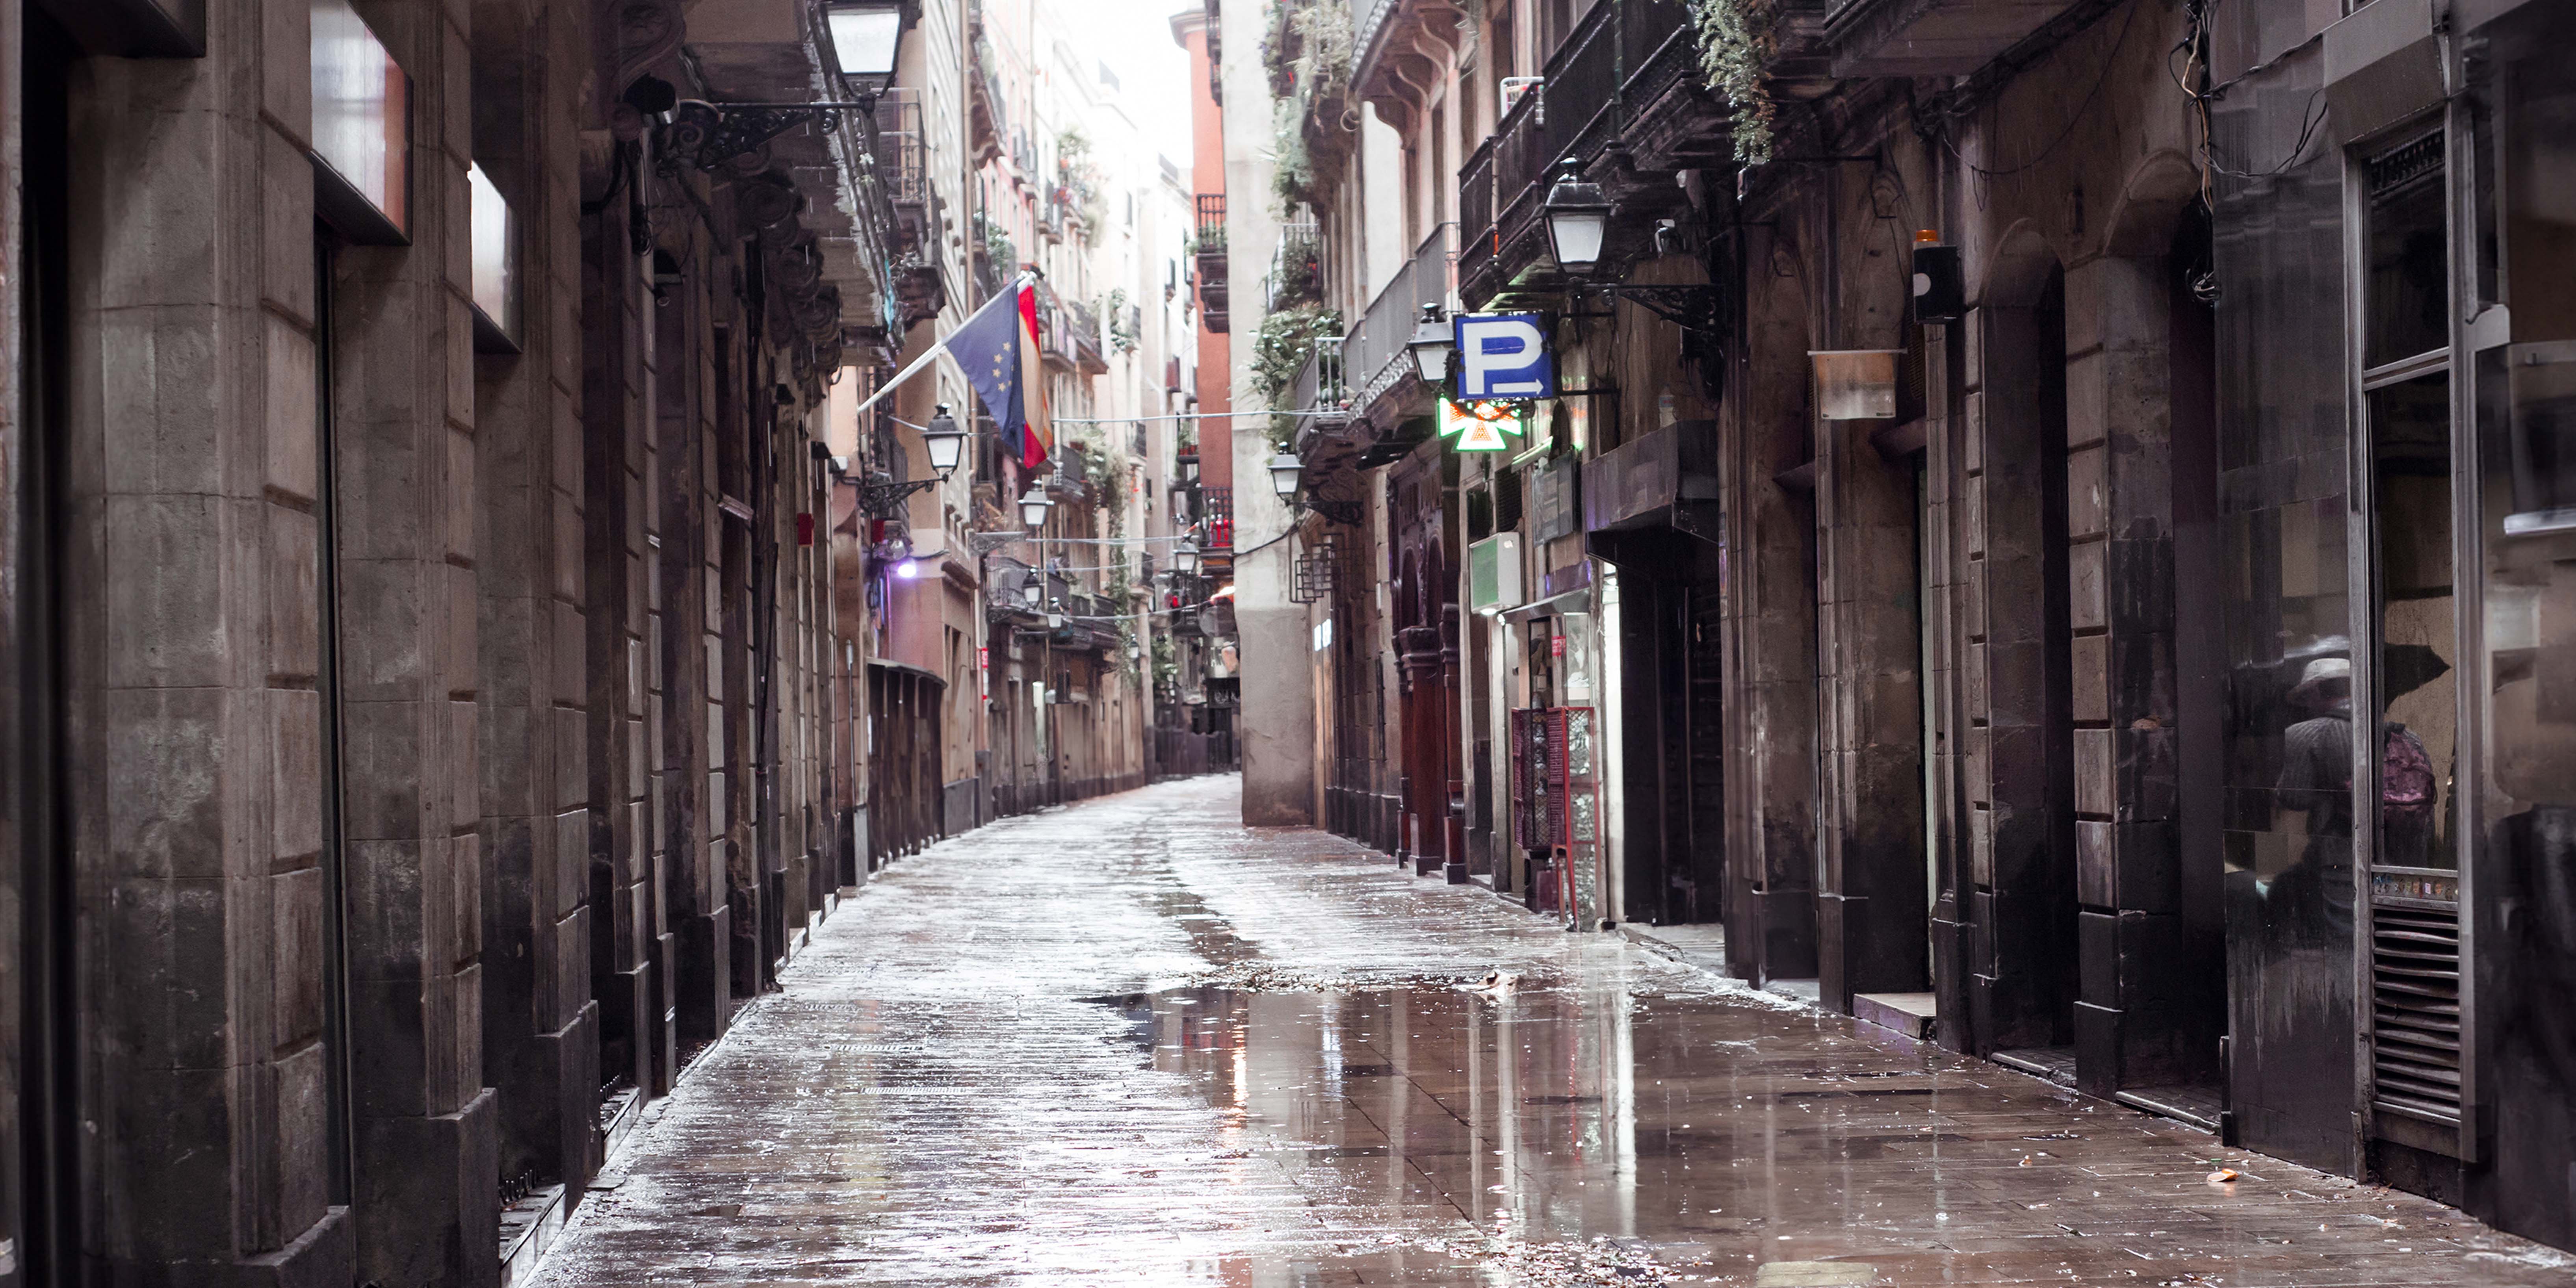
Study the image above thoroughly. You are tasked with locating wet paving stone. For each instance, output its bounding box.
[531,778,2576,1286]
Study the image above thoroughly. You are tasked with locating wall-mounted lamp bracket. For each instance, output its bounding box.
[665,98,877,172]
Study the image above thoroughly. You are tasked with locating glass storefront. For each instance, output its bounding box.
[2466,0,2576,1246]
[2210,39,2358,1174]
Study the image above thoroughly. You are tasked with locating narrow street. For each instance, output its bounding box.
[530,779,2574,1287]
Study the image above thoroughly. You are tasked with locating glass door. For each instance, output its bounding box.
[2353,120,2474,1161]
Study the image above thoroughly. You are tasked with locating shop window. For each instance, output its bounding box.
[2363,132,2447,371]
[2365,372,2457,872]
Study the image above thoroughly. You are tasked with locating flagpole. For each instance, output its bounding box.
[847,271,1034,420]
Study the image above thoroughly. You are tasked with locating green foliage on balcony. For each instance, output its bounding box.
[1263,0,1352,216]
[1252,304,1343,451]
[1105,288,1140,354]
[1687,0,1777,162]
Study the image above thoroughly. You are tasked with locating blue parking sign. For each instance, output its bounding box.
[1452,312,1553,399]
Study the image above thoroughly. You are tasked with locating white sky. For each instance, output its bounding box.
[1048,0,1197,188]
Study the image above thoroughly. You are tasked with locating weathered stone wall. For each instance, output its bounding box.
[18,0,867,1273]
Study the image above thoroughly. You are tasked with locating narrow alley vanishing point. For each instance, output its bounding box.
[530,779,2572,1286]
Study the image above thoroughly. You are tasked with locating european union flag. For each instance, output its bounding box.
[947,288,1023,444]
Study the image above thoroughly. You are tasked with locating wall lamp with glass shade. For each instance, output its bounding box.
[824,0,906,97]
[1263,450,1363,525]
[920,403,968,478]
[1267,451,1304,499]
[1172,538,1200,578]
[1542,157,1611,278]
[1406,304,1452,387]
[1017,484,1054,531]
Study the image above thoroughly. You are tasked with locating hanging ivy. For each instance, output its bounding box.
[1104,288,1140,354]
[1686,0,1778,164]
[1252,304,1341,451]
[1271,96,1317,214]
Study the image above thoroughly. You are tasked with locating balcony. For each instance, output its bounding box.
[1341,223,1451,421]
[1267,221,1322,313]
[1069,301,1108,374]
[1194,194,1229,332]
[1046,446,1091,504]
[1819,0,2089,77]
[1454,0,1722,309]
[1202,486,1234,552]
[874,90,949,328]
[1290,335,1348,438]
[984,557,1045,626]
[968,20,1006,163]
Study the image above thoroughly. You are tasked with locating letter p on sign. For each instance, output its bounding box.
[1454,312,1554,399]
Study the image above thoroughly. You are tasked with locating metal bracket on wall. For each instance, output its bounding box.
[1573,284,1727,336]
[850,472,942,519]
[665,99,876,172]
[1298,497,1365,527]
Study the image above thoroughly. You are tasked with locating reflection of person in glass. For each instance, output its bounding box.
[2273,657,2357,941]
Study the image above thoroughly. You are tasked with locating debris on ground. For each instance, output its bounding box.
[1175,961,1361,993]
[1358,1224,1681,1285]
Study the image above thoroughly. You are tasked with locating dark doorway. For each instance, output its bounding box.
[2162,203,2231,1118]
[1980,260,2078,1073]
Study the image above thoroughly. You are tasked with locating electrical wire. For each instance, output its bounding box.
[1925,0,2140,183]
[1050,409,1353,423]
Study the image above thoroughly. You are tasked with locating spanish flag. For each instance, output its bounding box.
[1014,280,1051,470]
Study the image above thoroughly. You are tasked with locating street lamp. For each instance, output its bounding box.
[1543,157,1611,278]
[1406,303,1452,386]
[1267,451,1303,500]
[1017,483,1053,530]
[921,404,968,478]
[1172,537,1200,577]
[823,0,907,97]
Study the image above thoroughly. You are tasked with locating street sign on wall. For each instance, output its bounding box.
[1453,312,1554,399]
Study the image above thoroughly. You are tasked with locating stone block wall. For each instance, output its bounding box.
[17,0,872,1275]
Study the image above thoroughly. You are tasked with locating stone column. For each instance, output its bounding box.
[1719,228,1818,983]
[472,0,601,1195]
[333,0,499,1277]
[654,221,728,1052]
[577,124,653,1115]
[58,0,354,1274]
[2063,255,2190,1095]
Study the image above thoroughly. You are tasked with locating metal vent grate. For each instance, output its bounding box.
[2366,132,2443,201]
[2370,905,2463,1121]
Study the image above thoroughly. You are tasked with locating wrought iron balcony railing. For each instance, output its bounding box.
[1291,335,1347,426]
[1202,486,1234,552]
[1453,0,1715,308]
[1341,223,1452,416]
[1267,221,1322,312]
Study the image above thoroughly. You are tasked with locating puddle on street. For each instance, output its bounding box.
[530,783,2574,1288]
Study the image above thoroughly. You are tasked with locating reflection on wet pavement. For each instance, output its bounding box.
[531,778,2576,1286]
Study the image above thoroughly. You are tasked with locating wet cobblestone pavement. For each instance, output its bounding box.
[533,778,2576,1286]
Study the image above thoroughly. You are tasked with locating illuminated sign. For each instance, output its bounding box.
[1454,312,1553,399]
[1439,399,1527,452]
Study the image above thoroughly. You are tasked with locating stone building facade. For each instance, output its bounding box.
[1241,0,2576,1256]
[0,0,913,1278]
